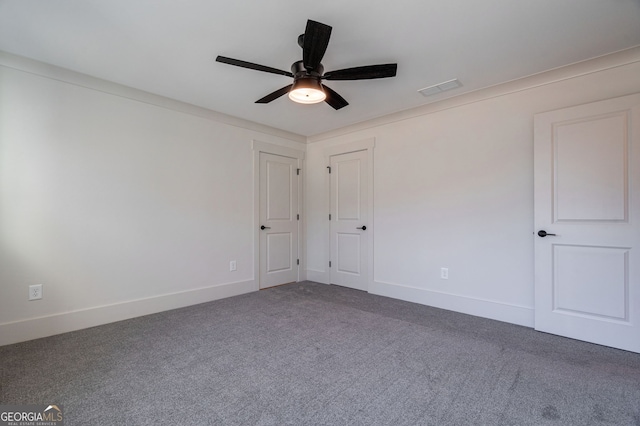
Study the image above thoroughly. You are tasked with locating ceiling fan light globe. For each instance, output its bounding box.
[288,77,326,104]
[288,87,326,104]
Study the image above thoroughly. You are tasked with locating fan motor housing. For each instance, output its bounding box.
[291,60,323,79]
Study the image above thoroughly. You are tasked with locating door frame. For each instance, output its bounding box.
[323,138,375,290]
[252,140,305,291]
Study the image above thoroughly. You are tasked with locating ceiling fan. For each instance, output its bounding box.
[215,19,397,110]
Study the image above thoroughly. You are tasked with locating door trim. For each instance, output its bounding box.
[252,140,305,291]
[323,138,375,290]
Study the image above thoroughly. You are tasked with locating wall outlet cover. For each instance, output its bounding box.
[29,284,43,300]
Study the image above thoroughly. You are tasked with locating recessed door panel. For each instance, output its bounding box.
[554,113,628,222]
[553,245,628,321]
[266,161,292,221]
[336,233,361,275]
[336,160,361,221]
[534,93,640,353]
[266,232,292,273]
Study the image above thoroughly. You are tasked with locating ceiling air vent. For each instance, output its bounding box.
[418,78,462,97]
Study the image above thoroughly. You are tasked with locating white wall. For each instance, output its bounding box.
[0,53,305,345]
[306,54,640,326]
[2,49,639,346]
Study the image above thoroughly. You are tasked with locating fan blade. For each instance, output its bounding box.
[322,84,348,110]
[303,20,332,71]
[324,63,397,80]
[256,84,293,104]
[216,56,293,77]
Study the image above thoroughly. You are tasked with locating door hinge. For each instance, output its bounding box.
[297,259,300,265]
[297,214,299,220]
[329,214,331,221]
[297,168,300,175]
[327,166,331,173]
[329,261,332,268]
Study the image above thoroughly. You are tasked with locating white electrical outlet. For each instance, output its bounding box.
[230,260,237,271]
[29,284,43,300]
[440,268,449,280]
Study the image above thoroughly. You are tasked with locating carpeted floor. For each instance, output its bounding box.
[1,281,639,425]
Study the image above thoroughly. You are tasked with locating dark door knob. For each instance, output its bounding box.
[537,230,556,237]
[357,226,367,231]
[260,225,271,230]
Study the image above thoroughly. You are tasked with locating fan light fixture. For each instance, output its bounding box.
[288,78,326,104]
[215,19,398,110]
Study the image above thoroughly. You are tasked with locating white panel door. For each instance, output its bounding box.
[330,150,368,291]
[259,152,298,289]
[534,93,640,353]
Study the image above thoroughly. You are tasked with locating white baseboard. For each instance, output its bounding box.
[0,279,256,347]
[306,269,329,284]
[370,280,534,327]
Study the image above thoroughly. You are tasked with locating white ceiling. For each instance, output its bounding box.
[1,1,639,137]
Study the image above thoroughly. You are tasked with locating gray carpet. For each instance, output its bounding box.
[1,281,640,425]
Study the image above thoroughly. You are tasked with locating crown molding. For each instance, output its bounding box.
[0,50,307,144]
[4,46,639,146]
[307,45,640,143]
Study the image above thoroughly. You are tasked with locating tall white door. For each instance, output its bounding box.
[330,150,368,291]
[534,93,640,353]
[259,152,299,289]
